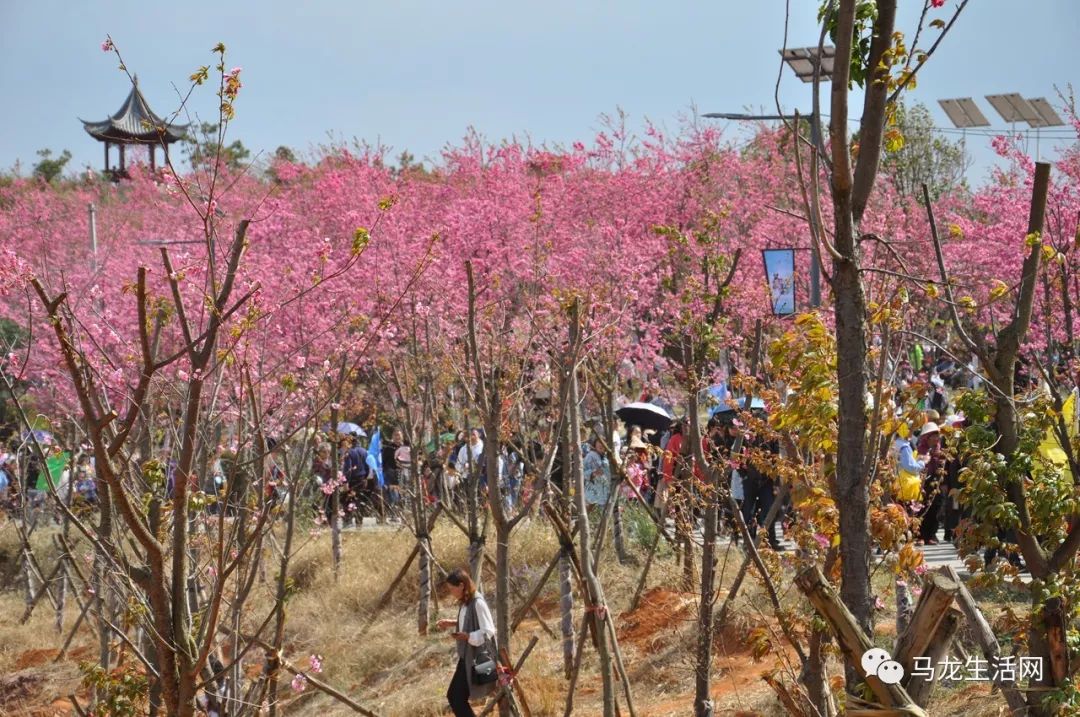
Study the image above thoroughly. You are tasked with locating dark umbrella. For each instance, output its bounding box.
[709,396,766,417]
[616,402,673,432]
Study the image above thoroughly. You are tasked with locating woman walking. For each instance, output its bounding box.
[437,568,497,716]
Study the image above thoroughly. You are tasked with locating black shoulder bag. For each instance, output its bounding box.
[468,598,498,685]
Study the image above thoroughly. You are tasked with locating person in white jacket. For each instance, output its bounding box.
[438,568,497,715]
[455,430,484,477]
[455,429,504,491]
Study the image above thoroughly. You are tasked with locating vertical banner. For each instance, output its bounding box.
[762,248,797,316]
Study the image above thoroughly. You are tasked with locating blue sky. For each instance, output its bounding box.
[0,0,1076,183]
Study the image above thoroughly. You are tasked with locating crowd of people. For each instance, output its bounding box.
[0,447,97,518]
[2,337,1073,575]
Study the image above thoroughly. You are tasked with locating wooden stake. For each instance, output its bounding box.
[906,607,962,707]
[794,567,926,714]
[478,635,540,717]
[893,573,959,675]
[940,566,1027,713]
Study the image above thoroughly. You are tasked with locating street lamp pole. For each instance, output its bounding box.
[704,45,834,309]
[703,111,823,308]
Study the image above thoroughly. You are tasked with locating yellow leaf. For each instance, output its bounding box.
[884,128,905,153]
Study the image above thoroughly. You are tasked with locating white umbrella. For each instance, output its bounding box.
[336,422,366,437]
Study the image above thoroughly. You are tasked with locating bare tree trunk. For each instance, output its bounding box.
[896,579,914,636]
[92,552,110,674]
[267,454,302,717]
[1061,261,1075,354]
[22,543,38,614]
[804,625,835,717]
[54,562,67,634]
[413,461,433,636]
[558,411,576,680]
[558,547,576,680]
[329,403,343,580]
[611,499,630,565]
[826,1,897,673]
[694,481,718,717]
[681,534,696,591]
[568,303,615,717]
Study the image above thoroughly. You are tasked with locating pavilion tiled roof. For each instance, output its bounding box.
[81,77,188,144]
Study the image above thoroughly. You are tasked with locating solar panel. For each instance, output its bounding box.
[780,47,836,83]
[938,98,990,128]
[986,94,1042,126]
[1027,97,1065,127]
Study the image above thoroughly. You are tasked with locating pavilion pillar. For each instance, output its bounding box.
[104,141,110,172]
[119,144,126,173]
[149,145,156,172]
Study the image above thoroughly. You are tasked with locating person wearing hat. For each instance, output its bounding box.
[623,426,651,502]
[917,421,945,544]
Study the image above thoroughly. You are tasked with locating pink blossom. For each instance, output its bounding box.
[290,674,306,692]
[812,533,830,550]
[930,0,945,6]
[991,135,1011,157]
[101,38,114,52]
[309,654,323,673]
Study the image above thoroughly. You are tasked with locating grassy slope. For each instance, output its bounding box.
[0,511,1015,716]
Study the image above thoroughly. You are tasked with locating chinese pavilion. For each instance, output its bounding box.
[80,76,187,178]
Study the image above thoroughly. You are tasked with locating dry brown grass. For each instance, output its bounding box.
[0,509,1017,717]
[269,518,785,716]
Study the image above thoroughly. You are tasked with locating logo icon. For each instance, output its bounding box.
[861,647,905,685]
